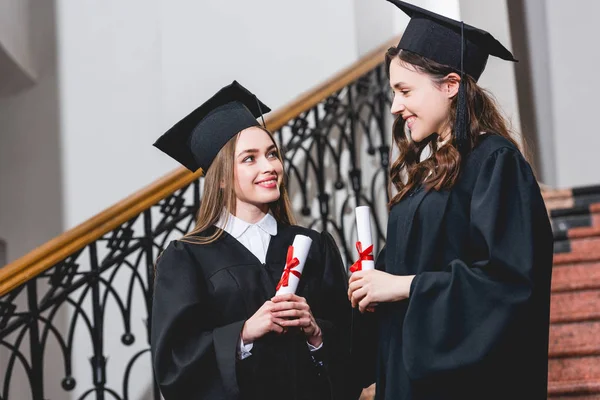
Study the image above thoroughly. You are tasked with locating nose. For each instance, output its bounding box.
[390,94,405,116]
[258,154,276,173]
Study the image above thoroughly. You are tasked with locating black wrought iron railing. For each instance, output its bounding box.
[0,38,397,400]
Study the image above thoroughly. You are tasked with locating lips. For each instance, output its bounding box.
[255,176,278,189]
[405,115,416,129]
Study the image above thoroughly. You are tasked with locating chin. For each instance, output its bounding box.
[410,130,434,143]
[254,193,281,205]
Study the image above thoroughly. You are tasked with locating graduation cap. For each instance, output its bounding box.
[154,80,271,173]
[386,0,517,154]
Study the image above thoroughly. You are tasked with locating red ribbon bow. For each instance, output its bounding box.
[349,241,374,273]
[276,246,302,291]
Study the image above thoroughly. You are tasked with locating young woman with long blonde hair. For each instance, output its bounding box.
[151,81,357,400]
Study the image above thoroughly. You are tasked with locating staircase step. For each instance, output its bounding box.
[550,321,600,357]
[552,262,600,292]
[543,188,574,201]
[544,186,600,211]
[548,357,600,396]
[551,204,600,231]
[555,251,600,266]
[547,198,577,211]
[550,396,600,400]
[550,289,600,323]
[550,395,600,400]
[553,226,600,254]
[548,380,600,398]
[544,185,600,199]
[568,226,600,240]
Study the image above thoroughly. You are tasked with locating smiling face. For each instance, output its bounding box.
[232,126,284,216]
[389,58,455,143]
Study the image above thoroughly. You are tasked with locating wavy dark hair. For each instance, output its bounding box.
[386,47,521,208]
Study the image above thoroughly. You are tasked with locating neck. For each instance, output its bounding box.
[437,125,452,143]
[234,201,269,224]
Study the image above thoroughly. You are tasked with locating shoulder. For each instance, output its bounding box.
[157,230,218,266]
[157,239,194,264]
[469,134,521,162]
[455,134,537,193]
[463,134,531,175]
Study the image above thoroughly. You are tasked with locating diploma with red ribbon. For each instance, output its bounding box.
[350,206,375,273]
[275,234,313,295]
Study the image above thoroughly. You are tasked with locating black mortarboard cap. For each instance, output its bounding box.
[153,80,271,173]
[387,0,517,155]
[387,0,517,81]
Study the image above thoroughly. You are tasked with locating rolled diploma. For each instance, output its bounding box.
[275,234,313,295]
[355,206,375,271]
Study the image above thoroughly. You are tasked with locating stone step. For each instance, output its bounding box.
[554,250,600,267]
[548,383,600,399]
[554,227,600,254]
[551,204,600,232]
[548,357,600,397]
[552,262,600,292]
[550,321,600,358]
[546,196,600,211]
[550,289,600,324]
[543,185,600,202]
[544,185,600,211]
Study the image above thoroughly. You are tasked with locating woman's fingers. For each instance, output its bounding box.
[270,320,285,334]
[348,278,365,293]
[358,295,373,313]
[270,300,309,312]
[279,317,312,327]
[272,309,307,319]
[271,293,307,304]
[348,277,366,300]
[348,270,365,284]
[350,287,368,308]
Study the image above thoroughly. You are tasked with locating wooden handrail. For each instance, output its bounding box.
[0,36,400,296]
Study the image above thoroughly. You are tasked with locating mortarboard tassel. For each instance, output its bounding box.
[453,21,470,156]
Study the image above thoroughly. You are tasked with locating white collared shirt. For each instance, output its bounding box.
[215,212,322,359]
[216,212,277,264]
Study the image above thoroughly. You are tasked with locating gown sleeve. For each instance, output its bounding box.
[402,147,553,379]
[150,240,248,399]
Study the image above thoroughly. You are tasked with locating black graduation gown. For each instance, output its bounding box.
[360,135,553,400]
[151,223,358,400]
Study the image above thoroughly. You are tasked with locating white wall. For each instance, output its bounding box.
[0,0,36,95]
[544,0,600,188]
[56,0,359,232]
[0,0,62,265]
[354,0,396,57]
[458,0,522,146]
[0,1,66,398]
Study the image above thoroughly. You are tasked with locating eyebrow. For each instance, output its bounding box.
[391,82,409,89]
[236,144,277,158]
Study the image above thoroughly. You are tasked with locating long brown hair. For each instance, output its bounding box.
[386,47,521,208]
[181,127,296,244]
